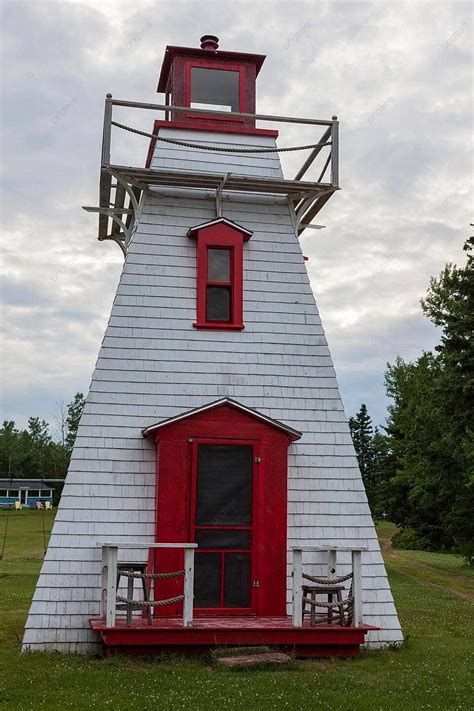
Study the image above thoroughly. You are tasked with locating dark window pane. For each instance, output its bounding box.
[206,286,230,322]
[208,248,230,282]
[224,554,251,608]
[8,490,19,497]
[195,529,251,550]
[194,553,221,607]
[191,67,240,112]
[196,445,253,526]
[0,490,7,497]
[28,490,39,497]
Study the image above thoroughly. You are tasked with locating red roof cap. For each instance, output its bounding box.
[157,38,266,92]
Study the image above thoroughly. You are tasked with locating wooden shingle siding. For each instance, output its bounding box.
[23,128,402,652]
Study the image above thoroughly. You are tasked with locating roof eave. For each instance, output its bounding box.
[142,397,302,440]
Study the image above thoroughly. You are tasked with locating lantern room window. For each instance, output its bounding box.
[184,60,246,122]
[190,67,240,112]
[187,219,252,331]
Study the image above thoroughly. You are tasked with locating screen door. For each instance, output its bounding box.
[192,443,254,612]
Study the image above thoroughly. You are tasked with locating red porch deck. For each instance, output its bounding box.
[90,616,378,658]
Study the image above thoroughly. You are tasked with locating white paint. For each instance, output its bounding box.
[23,127,403,652]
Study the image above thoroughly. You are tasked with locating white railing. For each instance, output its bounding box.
[99,542,197,628]
[291,546,366,627]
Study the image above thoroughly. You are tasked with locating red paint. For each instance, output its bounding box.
[189,437,257,614]
[149,402,299,618]
[90,616,378,658]
[157,43,266,90]
[188,221,251,330]
[157,41,264,130]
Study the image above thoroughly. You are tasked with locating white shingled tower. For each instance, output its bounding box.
[23,35,402,654]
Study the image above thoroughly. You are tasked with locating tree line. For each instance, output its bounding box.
[349,237,473,564]
[0,393,85,479]
[1,239,472,561]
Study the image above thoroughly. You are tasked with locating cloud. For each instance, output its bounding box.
[0,0,472,429]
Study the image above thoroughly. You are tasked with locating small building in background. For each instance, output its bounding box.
[0,479,62,508]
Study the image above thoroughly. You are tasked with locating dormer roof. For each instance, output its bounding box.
[142,397,302,440]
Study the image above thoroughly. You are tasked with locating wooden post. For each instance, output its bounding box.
[183,546,195,627]
[328,549,337,578]
[292,548,303,627]
[100,545,107,620]
[101,544,118,627]
[351,549,363,627]
[101,93,113,167]
[330,117,339,188]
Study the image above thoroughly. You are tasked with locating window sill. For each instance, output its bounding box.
[193,322,245,331]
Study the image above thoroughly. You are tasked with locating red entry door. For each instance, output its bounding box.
[191,441,256,614]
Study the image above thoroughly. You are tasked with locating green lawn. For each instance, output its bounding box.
[0,511,473,711]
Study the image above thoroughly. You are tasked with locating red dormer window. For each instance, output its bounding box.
[187,218,252,330]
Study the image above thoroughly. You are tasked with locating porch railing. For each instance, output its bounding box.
[291,546,366,627]
[98,542,197,628]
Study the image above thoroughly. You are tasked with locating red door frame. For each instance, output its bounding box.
[190,437,258,615]
[147,403,299,617]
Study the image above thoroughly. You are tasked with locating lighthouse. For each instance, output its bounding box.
[23,36,402,654]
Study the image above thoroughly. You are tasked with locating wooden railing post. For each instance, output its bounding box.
[183,546,195,627]
[292,548,303,627]
[330,116,339,188]
[351,549,363,626]
[101,544,118,627]
[101,93,113,167]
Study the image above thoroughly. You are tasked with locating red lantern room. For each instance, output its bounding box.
[156,34,267,132]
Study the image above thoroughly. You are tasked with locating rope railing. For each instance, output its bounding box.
[116,593,185,609]
[302,594,354,610]
[110,120,331,154]
[302,572,353,585]
[119,569,185,580]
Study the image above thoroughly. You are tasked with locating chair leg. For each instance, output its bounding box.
[142,576,152,625]
[126,574,134,626]
[336,590,344,625]
[310,591,316,626]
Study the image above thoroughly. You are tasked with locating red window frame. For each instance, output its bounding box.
[190,438,258,615]
[189,221,251,330]
[183,59,246,123]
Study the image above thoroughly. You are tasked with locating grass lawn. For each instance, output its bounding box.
[0,511,473,711]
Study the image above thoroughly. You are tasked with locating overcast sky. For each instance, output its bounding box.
[0,0,472,434]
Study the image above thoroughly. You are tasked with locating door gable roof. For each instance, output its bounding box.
[142,397,301,440]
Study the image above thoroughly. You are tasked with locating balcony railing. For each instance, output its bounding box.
[83,95,340,255]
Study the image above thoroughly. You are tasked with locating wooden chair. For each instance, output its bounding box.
[302,572,354,627]
[302,584,346,625]
[116,562,152,625]
[115,564,186,627]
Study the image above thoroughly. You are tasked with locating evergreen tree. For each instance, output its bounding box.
[0,392,85,479]
[384,237,474,562]
[65,393,85,451]
[0,421,21,475]
[349,404,379,513]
